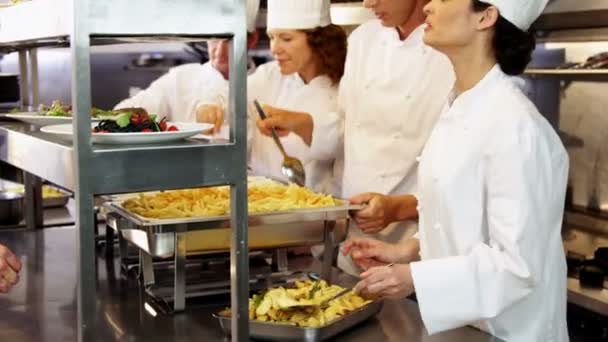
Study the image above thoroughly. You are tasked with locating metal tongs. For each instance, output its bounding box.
[287,263,395,310]
[253,99,306,187]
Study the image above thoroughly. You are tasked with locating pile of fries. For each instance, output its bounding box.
[220,280,371,327]
[122,181,339,219]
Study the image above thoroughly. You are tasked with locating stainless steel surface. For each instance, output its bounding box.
[525,69,608,82]
[1,1,251,341]
[0,121,263,194]
[108,203,350,257]
[0,226,501,342]
[565,210,608,240]
[28,49,39,107]
[215,301,384,342]
[0,123,75,190]
[567,278,608,316]
[254,99,306,187]
[18,50,28,108]
[536,27,608,43]
[23,172,43,229]
[71,0,97,339]
[0,190,23,224]
[535,0,608,31]
[174,224,187,312]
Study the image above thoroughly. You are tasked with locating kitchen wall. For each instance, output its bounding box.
[547,42,608,210]
[0,44,198,110]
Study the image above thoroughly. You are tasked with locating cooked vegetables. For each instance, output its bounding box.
[38,100,109,117]
[220,280,371,327]
[93,107,178,133]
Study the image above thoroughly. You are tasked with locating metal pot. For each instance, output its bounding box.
[0,191,24,225]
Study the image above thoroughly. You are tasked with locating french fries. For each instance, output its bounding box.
[122,182,339,219]
[221,280,372,328]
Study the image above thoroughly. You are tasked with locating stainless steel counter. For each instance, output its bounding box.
[0,226,500,342]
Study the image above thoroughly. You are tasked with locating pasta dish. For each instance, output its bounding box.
[122,181,339,219]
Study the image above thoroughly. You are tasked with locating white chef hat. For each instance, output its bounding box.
[479,0,549,31]
[267,0,331,30]
[247,0,260,33]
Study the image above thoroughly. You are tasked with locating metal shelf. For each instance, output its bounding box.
[0,123,74,190]
[525,68,608,82]
[0,1,252,341]
[0,123,249,194]
[0,0,239,44]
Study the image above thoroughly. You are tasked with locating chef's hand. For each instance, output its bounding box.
[349,193,396,234]
[354,264,415,299]
[0,244,21,293]
[342,238,401,270]
[196,104,224,134]
[256,105,313,146]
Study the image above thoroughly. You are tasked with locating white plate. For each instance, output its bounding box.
[40,122,213,145]
[5,112,101,126]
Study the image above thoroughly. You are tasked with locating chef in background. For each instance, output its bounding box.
[344,0,569,340]
[256,0,455,274]
[113,0,260,122]
[196,0,347,196]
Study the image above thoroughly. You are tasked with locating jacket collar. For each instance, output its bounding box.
[380,23,426,49]
[289,72,333,89]
[445,64,505,120]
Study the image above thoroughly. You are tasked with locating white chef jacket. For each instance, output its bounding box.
[332,21,454,274]
[114,62,231,122]
[410,65,569,342]
[198,61,340,195]
[249,62,340,194]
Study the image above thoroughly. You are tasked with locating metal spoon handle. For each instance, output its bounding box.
[320,288,352,307]
[253,100,288,158]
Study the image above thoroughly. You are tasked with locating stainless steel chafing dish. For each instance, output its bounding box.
[214,301,384,342]
[103,183,359,312]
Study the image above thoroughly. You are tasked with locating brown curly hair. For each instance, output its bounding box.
[304,24,348,85]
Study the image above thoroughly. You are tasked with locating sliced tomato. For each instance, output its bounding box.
[141,128,153,133]
[159,119,168,131]
[131,113,142,125]
[168,125,179,132]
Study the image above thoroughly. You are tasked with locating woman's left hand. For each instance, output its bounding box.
[256,105,313,145]
[354,264,415,299]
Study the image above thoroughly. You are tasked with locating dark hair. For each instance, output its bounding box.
[472,0,536,75]
[304,24,348,85]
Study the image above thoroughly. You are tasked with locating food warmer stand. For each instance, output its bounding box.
[0,0,252,341]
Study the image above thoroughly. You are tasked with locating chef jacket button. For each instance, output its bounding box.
[434,222,441,230]
[415,156,421,162]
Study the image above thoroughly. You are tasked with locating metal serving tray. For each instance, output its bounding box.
[106,200,360,231]
[105,201,358,258]
[214,300,383,342]
[115,219,349,258]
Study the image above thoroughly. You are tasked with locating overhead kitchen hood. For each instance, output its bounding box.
[534,0,608,32]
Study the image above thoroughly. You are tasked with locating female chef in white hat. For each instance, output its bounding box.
[198,0,347,194]
[343,0,569,341]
